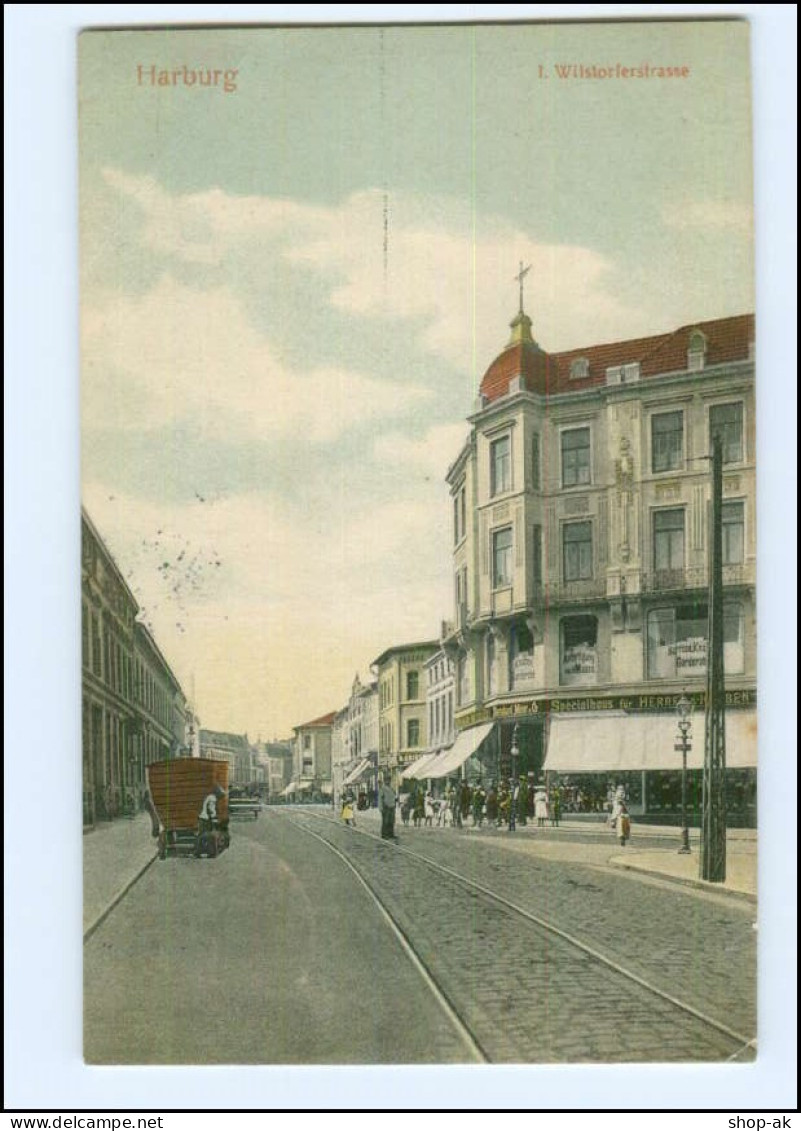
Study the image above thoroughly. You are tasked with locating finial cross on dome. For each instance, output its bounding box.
[514,261,531,314]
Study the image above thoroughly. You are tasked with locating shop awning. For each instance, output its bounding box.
[281,781,299,796]
[544,711,757,774]
[343,757,373,786]
[402,751,442,779]
[425,722,496,779]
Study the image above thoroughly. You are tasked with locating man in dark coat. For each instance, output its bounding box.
[378,775,397,840]
[517,776,529,826]
[472,781,486,827]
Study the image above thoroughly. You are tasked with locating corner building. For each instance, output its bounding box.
[443,308,756,824]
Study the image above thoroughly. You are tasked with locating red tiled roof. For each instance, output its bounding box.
[479,341,554,401]
[478,314,754,402]
[296,711,337,730]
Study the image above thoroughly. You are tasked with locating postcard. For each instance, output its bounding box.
[79,19,756,1066]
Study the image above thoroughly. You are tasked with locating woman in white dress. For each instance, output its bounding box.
[534,785,549,827]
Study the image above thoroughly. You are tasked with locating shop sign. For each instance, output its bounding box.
[455,688,756,729]
[511,651,535,688]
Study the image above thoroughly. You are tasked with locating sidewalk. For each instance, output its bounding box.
[331,805,756,900]
[83,813,158,936]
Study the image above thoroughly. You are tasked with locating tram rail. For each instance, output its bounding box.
[279,808,756,1064]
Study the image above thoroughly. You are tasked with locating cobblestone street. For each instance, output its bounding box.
[287,811,755,1063]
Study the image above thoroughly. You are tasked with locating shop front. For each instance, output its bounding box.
[543,701,757,827]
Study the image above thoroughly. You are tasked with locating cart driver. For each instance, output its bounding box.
[199,784,226,834]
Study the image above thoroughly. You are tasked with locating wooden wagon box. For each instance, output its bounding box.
[147,758,230,858]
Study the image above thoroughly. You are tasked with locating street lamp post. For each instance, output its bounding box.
[675,694,692,854]
[508,724,519,833]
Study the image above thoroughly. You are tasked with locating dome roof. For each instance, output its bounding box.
[479,311,552,402]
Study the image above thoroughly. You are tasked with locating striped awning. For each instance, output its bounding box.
[402,751,442,779]
[424,723,496,779]
[343,757,373,786]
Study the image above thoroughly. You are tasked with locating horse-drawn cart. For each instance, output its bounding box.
[146,758,230,859]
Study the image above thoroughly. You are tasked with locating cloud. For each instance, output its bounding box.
[373,423,470,480]
[82,273,432,442]
[96,170,644,367]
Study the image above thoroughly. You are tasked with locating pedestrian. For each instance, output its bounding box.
[472,781,486,827]
[459,780,471,824]
[341,791,356,827]
[196,783,226,856]
[486,783,498,825]
[609,786,626,834]
[616,801,631,846]
[413,786,425,828]
[550,785,562,827]
[400,792,412,827]
[424,790,435,827]
[516,776,528,826]
[447,784,460,827]
[526,773,536,819]
[534,782,549,827]
[378,774,398,841]
[498,782,510,826]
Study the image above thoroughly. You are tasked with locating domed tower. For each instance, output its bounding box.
[443,278,550,782]
[478,306,552,404]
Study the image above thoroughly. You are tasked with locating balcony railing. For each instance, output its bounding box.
[642,563,754,594]
[534,577,607,604]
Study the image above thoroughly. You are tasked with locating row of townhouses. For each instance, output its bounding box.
[81,508,197,827]
[291,308,757,826]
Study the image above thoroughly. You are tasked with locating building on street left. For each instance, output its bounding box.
[82,508,189,828]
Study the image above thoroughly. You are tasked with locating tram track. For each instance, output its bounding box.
[278,808,755,1064]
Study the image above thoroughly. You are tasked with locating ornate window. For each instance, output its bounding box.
[710,402,744,464]
[563,521,593,582]
[561,427,591,487]
[490,435,512,496]
[652,410,684,473]
[492,527,513,587]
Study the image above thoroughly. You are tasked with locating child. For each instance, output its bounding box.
[341,792,356,827]
[616,802,631,846]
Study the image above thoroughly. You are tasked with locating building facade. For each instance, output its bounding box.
[134,622,188,767]
[292,711,335,797]
[199,729,253,785]
[330,705,351,804]
[82,508,188,826]
[256,740,294,798]
[373,641,439,787]
[443,308,756,823]
[425,649,456,756]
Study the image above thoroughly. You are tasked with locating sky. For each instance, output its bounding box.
[79,20,755,739]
